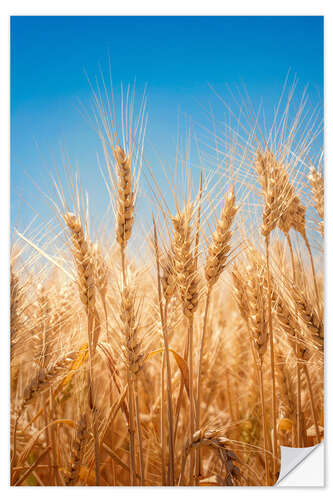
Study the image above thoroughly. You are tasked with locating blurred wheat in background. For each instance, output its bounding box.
[10,76,323,486]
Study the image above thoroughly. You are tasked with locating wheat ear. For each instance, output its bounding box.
[179,430,240,486]
[20,351,76,413]
[63,213,96,313]
[308,165,324,236]
[292,285,323,352]
[171,203,199,318]
[113,146,135,250]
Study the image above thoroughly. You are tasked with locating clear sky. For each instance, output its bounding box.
[11,16,323,233]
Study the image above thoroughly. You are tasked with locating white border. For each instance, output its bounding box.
[1,2,332,497]
[2,0,330,15]
[0,0,331,15]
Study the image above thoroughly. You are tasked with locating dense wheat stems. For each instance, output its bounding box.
[285,234,320,445]
[283,187,320,309]
[11,349,78,475]
[281,191,322,445]
[270,149,320,446]
[14,446,51,486]
[153,218,175,485]
[255,149,310,476]
[278,161,320,309]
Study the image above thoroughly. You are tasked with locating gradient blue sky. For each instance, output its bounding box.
[11,16,323,231]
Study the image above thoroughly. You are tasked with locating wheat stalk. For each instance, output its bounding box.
[255,150,285,477]
[153,219,175,485]
[308,165,324,236]
[246,262,270,485]
[196,188,238,477]
[119,286,144,485]
[63,212,101,485]
[171,202,199,483]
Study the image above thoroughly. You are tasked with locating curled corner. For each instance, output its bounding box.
[275,442,324,486]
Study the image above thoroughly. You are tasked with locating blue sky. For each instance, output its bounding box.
[11,16,323,233]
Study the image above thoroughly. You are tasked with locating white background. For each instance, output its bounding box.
[1,0,332,497]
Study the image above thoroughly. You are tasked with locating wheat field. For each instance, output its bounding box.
[10,82,324,486]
